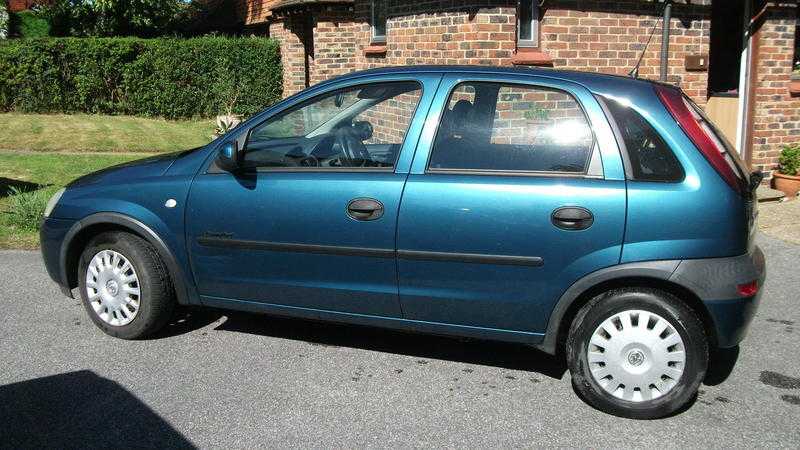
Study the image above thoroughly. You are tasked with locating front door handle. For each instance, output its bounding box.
[347,198,384,221]
[551,207,594,230]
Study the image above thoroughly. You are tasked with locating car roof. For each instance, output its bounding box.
[320,65,664,96]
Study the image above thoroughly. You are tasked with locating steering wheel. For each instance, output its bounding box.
[299,155,319,167]
[334,126,369,167]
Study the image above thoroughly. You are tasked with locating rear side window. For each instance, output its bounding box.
[604,97,684,182]
[428,82,598,175]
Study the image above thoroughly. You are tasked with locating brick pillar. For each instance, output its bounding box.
[750,3,800,178]
[269,16,309,97]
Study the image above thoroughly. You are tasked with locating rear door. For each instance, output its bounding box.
[396,74,627,334]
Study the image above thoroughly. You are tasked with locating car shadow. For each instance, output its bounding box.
[0,177,44,198]
[0,370,195,449]
[704,345,740,386]
[150,306,225,339]
[210,310,568,379]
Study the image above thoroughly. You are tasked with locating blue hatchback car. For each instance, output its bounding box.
[41,66,765,418]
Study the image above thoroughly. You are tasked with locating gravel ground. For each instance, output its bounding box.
[759,199,800,245]
[0,234,798,449]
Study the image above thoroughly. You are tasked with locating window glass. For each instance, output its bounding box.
[429,82,595,174]
[372,0,387,41]
[517,0,539,46]
[519,0,533,41]
[245,82,421,169]
[604,97,684,182]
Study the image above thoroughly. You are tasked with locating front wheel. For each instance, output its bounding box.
[78,231,175,339]
[566,288,708,419]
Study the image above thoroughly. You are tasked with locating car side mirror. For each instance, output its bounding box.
[216,141,241,172]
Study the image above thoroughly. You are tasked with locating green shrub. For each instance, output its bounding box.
[3,186,58,232]
[13,10,51,38]
[0,37,283,119]
[779,144,800,176]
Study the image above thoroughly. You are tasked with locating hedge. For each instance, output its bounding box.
[0,37,283,119]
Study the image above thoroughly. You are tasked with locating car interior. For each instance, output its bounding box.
[242,82,421,169]
[429,82,596,174]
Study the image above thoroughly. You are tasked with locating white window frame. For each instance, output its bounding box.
[371,0,387,44]
[517,0,540,48]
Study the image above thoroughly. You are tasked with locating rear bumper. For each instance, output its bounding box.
[670,245,766,348]
[40,217,77,298]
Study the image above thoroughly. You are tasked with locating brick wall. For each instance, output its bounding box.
[540,1,711,105]
[750,4,800,178]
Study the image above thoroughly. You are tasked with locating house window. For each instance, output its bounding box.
[517,0,540,48]
[371,0,387,44]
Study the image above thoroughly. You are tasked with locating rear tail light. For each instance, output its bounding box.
[736,280,759,297]
[654,85,745,194]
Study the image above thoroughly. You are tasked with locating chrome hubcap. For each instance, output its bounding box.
[587,309,686,402]
[85,250,141,327]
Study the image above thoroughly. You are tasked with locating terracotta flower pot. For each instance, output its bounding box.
[791,73,800,96]
[772,172,800,198]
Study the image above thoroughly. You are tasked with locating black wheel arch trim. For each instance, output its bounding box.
[59,212,195,305]
[534,260,683,355]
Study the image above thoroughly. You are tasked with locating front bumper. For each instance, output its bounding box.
[40,217,77,298]
[670,245,766,348]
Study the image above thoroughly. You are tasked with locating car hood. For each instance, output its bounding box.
[68,148,202,188]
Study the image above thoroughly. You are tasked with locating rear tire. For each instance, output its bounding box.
[566,288,708,419]
[78,231,175,339]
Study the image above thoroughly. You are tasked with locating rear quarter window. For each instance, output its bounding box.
[603,97,685,182]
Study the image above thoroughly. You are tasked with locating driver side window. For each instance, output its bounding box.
[244,81,422,169]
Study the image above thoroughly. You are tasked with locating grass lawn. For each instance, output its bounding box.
[0,113,215,153]
[0,152,144,249]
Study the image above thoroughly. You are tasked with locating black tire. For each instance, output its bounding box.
[566,288,708,419]
[78,231,175,339]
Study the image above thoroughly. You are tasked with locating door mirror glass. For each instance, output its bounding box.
[216,141,240,172]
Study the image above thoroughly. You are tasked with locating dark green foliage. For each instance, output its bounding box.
[0,37,283,119]
[779,144,800,176]
[12,10,51,38]
[43,0,185,38]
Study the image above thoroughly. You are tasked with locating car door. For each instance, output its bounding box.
[396,74,627,334]
[186,76,435,317]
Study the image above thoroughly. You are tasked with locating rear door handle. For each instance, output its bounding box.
[551,207,594,230]
[347,198,384,221]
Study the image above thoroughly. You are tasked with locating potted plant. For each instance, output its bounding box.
[791,62,800,95]
[773,144,800,197]
[213,78,243,138]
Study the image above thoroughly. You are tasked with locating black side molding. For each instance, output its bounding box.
[397,250,543,267]
[197,236,544,267]
[197,236,395,259]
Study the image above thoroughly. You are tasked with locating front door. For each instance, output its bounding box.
[186,79,427,317]
[396,75,627,334]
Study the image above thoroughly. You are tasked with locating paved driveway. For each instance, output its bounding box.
[1,234,798,448]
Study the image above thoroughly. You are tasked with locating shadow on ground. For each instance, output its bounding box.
[0,178,43,198]
[0,370,195,449]
[705,345,740,386]
[164,308,568,379]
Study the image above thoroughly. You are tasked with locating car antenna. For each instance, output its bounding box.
[629,2,668,78]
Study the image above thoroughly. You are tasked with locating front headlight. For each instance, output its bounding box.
[43,188,66,218]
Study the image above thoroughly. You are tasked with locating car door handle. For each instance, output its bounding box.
[551,207,594,231]
[347,198,384,221]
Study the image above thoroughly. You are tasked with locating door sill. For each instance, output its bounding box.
[200,295,545,345]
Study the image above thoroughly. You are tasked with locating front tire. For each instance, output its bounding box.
[566,288,708,419]
[78,231,175,339]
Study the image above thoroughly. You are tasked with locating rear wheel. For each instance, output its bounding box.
[566,288,708,419]
[78,231,175,339]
